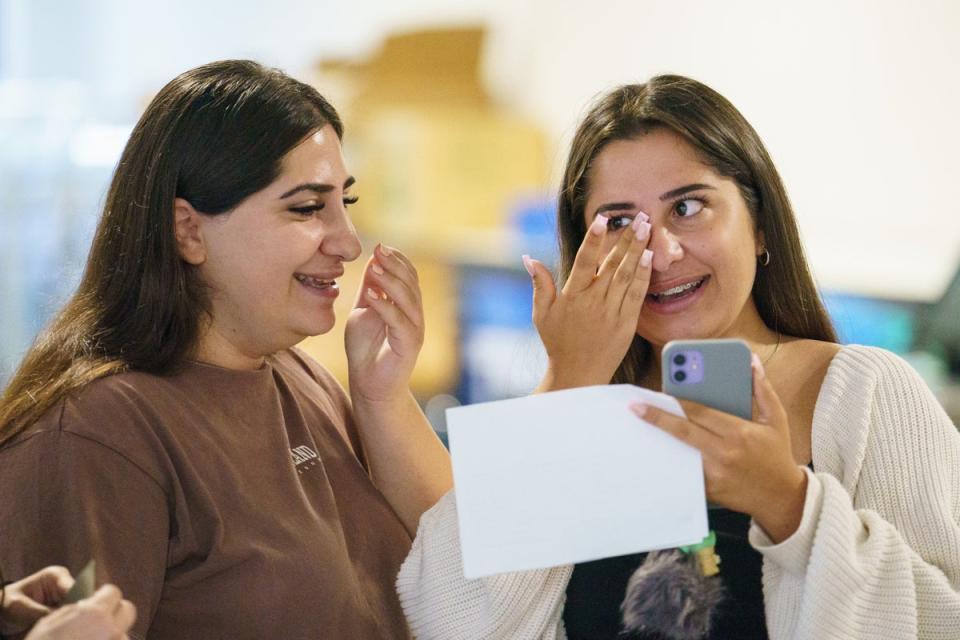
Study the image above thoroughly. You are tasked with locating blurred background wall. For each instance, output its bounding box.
[1,0,958,429]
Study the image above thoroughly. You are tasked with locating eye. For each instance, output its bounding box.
[606,215,634,232]
[674,198,704,218]
[289,204,323,216]
[344,195,359,207]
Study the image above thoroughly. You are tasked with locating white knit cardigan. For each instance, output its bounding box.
[396,346,960,639]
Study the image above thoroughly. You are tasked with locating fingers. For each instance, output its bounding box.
[46,566,75,596]
[378,243,420,287]
[361,287,422,354]
[88,585,123,613]
[563,215,609,293]
[751,353,787,430]
[20,565,74,602]
[675,399,745,438]
[114,598,137,632]
[620,248,653,316]
[602,215,653,311]
[594,221,635,292]
[364,244,423,326]
[630,402,722,452]
[523,255,556,327]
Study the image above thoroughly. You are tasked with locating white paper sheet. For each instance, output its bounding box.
[447,384,708,579]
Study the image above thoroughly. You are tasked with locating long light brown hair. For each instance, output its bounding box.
[557,75,837,383]
[0,60,343,445]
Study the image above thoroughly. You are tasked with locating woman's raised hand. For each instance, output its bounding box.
[345,243,425,404]
[525,213,653,391]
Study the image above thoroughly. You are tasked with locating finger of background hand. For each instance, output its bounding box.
[371,245,421,306]
[630,402,722,450]
[366,259,423,326]
[352,256,379,310]
[606,218,651,302]
[23,566,74,600]
[87,585,122,612]
[46,566,74,595]
[114,599,137,631]
[377,244,420,290]
[563,215,608,292]
[362,288,421,343]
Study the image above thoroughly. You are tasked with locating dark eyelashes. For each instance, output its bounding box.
[603,194,708,230]
[289,195,359,216]
[289,205,322,215]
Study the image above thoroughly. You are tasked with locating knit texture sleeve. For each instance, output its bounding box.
[396,491,573,639]
[749,346,960,639]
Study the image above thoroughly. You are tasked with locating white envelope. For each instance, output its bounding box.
[447,384,708,579]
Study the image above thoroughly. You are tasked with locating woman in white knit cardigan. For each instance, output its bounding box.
[397,76,960,639]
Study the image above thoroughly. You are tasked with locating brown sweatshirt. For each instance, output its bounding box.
[0,348,413,639]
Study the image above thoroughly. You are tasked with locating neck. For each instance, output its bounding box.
[193,321,269,371]
[645,305,780,389]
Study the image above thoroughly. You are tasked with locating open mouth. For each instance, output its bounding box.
[648,276,708,303]
[294,273,338,290]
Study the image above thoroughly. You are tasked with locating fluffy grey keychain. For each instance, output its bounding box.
[620,532,724,639]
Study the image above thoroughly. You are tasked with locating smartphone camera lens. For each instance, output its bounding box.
[674,370,687,382]
[673,353,687,366]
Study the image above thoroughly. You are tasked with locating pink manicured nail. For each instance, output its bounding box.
[522,254,535,277]
[590,215,608,236]
[371,261,385,275]
[635,221,651,241]
[636,211,650,223]
[378,244,393,257]
[366,287,380,300]
[751,353,765,379]
[629,402,648,417]
[640,249,653,268]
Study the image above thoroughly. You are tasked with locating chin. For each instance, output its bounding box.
[292,312,337,340]
[635,318,717,348]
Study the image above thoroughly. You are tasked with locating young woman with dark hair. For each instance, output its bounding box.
[397,75,960,640]
[0,60,451,639]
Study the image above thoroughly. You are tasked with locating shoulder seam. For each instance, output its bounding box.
[53,428,170,499]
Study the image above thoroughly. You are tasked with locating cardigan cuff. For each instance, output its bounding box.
[748,466,823,575]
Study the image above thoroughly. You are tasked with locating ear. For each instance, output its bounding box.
[755,228,767,257]
[173,198,207,265]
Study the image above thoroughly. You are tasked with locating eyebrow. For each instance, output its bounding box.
[280,176,356,199]
[594,201,636,216]
[659,183,715,201]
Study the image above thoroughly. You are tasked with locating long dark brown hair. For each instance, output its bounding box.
[557,75,836,383]
[0,60,343,445]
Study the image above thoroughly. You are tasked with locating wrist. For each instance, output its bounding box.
[351,388,415,415]
[752,466,807,544]
[537,364,611,392]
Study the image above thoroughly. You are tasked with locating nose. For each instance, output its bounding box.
[321,204,362,262]
[648,224,684,271]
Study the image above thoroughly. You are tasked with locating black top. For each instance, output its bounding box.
[563,507,768,639]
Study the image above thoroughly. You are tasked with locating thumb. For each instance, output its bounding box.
[353,255,377,310]
[522,255,556,324]
[48,566,74,596]
[751,353,786,430]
